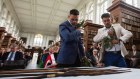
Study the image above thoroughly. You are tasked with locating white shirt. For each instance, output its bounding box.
[104,28,121,52]
[7,52,16,61]
[68,20,75,27]
[133,51,136,56]
[94,55,99,63]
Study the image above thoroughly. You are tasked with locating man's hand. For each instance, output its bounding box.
[108,29,114,36]
[82,56,88,60]
[111,39,119,44]
[76,28,81,32]
[96,63,104,68]
[131,58,136,61]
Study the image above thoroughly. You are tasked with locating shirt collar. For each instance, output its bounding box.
[68,20,76,27]
[68,20,72,26]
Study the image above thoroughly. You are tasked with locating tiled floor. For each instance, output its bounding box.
[25,53,39,69]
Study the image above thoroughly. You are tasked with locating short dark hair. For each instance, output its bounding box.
[101,13,110,19]
[70,9,79,15]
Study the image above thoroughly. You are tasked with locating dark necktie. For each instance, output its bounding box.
[8,52,14,61]
[103,26,118,49]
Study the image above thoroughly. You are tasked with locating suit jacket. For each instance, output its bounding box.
[57,20,85,64]
[2,51,23,62]
[126,51,140,59]
[93,23,133,61]
[0,53,4,60]
[86,52,98,66]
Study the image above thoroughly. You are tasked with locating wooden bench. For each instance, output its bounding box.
[2,60,26,69]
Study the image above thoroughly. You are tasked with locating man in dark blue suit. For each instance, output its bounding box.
[57,9,85,67]
[2,44,23,62]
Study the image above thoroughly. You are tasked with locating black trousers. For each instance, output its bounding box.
[57,55,81,68]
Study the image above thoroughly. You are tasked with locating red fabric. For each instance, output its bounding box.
[44,54,52,68]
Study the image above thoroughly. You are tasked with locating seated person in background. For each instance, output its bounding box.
[88,49,99,66]
[0,48,5,67]
[125,45,140,68]
[53,43,60,60]
[2,44,23,62]
[24,52,32,61]
[86,43,99,60]
[5,47,11,52]
[38,49,50,68]
[88,43,99,54]
[41,49,49,65]
[42,49,49,63]
[44,47,56,68]
[18,48,24,53]
[0,48,5,60]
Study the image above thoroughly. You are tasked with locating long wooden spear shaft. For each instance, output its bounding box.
[0,69,131,78]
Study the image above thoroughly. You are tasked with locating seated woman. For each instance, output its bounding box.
[53,43,60,60]
[88,49,99,66]
[44,47,56,68]
[125,45,140,68]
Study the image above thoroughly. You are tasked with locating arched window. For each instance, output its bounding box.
[86,2,95,21]
[12,24,16,36]
[34,34,43,46]
[9,20,14,33]
[0,4,7,27]
[79,10,84,22]
[96,0,108,24]
[6,12,11,31]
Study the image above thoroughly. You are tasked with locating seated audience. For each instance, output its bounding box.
[5,47,11,52]
[125,45,140,68]
[2,44,24,62]
[86,43,99,62]
[44,47,56,68]
[53,43,60,60]
[0,48,5,67]
[88,49,99,66]
[88,43,99,54]
[24,52,32,61]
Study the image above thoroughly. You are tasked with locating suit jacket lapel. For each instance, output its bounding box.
[135,51,140,57]
[112,25,119,39]
[65,20,75,32]
[14,52,17,60]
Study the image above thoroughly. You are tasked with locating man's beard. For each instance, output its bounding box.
[72,23,77,26]
[105,24,111,28]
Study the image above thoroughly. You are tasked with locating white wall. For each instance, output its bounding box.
[0,0,21,39]
[137,0,140,8]
[20,32,55,48]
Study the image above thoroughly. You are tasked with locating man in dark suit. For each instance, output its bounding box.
[57,9,85,67]
[2,44,23,62]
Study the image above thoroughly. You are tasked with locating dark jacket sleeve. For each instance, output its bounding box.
[16,52,24,60]
[2,52,9,63]
[136,52,140,58]
[59,25,80,42]
[78,34,85,57]
[19,52,23,60]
